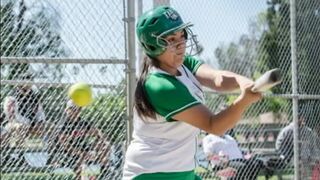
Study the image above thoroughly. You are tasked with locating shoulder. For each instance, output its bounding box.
[277,124,294,139]
[183,55,204,74]
[144,73,201,120]
[281,124,294,133]
[144,73,188,95]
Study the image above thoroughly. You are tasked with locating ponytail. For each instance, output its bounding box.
[134,56,159,120]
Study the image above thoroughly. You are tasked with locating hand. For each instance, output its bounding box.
[237,83,262,106]
[238,77,255,92]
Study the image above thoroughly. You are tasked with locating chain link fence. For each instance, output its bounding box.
[1,0,320,180]
[1,0,128,179]
[147,0,320,180]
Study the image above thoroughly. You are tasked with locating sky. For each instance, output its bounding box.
[46,0,267,68]
[142,0,267,68]
[2,0,267,85]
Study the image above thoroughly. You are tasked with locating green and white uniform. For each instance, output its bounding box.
[123,55,205,180]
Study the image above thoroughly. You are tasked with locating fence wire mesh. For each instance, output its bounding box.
[1,0,127,179]
[146,0,320,180]
[1,0,320,180]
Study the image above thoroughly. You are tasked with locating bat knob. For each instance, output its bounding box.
[269,68,281,83]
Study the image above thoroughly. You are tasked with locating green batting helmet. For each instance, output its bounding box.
[136,6,194,58]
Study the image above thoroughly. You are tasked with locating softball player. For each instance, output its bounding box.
[123,6,262,180]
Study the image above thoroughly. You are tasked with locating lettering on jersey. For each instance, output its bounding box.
[164,9,179,21]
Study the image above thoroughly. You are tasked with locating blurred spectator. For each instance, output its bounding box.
[1,96,31,167]
[1,96,29,147]
[12,73,46,137]
[48,100,110,179]
[267,113,320,178]
[0,111,9,145]
[202,130,264,180]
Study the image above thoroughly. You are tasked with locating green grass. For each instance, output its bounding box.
[0,173,74,180]
[1,172,294,180]
[195,166,294,180]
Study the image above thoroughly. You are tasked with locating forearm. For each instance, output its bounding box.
[175,97,251,136]
[173,82,261,136]
[208,96,250,135]
[196,64,251,91]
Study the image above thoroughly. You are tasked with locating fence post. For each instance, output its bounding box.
[153,0,170,7]
[290,0,299,179]
[126,0,136,148]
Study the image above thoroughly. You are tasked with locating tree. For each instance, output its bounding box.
[213,2,291,117]
[1,0,70,121]
[81,77,127,145]
[257,0,291,94]
[0,0,68,81]
[296,0,320,126]
[214,33,258,78]
[258,0,320,125]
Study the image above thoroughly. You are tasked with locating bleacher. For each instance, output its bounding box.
[233,122,294,180]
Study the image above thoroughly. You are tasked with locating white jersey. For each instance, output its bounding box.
[202,134,243,160]
[123,55,204,179]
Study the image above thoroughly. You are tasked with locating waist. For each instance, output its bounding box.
[124,138,197,176]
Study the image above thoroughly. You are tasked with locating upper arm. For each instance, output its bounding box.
[276,129,293,158]
[183,55,221,90]
[172,98,248,135]
[182,55,227,90]
[172,104,215,133]
[145,74,201,121]
[195,64,221,90]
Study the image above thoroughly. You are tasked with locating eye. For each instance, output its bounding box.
[167,37,175,43]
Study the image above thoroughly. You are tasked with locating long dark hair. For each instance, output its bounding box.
[134,56,160,119]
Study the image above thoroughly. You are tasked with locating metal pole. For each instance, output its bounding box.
[0,57,126,64]
[153,0,170,7]
[126,0,136,148]
[290,0,299,179]
[137,0,143,74]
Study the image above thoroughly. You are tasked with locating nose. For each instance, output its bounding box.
[175,40,186,50]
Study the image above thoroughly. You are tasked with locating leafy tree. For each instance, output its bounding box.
[213,1,291,116]
[257,0,291,94]
[1,0,69,121]
[82,88,126,144]
[1,0,68,81]
[258,0,320,125]
[295,0,320,126]
[215,33,258,78]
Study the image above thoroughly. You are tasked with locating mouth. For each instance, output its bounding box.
[175,50,185,56]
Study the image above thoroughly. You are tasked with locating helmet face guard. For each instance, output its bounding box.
[136,6,201,58]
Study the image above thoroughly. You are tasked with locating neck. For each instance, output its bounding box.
[159,65,180,76]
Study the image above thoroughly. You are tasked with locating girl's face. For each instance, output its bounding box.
[156,30,186,75]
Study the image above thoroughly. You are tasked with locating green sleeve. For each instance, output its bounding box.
[144,73,201,121]
[183,55,204,74]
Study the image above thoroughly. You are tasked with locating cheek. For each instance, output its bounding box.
[174,54,184,63]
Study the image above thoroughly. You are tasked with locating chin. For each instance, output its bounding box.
[175,56,184,63]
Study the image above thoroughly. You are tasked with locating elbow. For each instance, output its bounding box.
[205,116,233,136]
[205,121,228,136]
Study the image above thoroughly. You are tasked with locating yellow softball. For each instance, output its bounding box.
[68,82,92,107]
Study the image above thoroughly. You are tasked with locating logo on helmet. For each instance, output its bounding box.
[164,9,179,21]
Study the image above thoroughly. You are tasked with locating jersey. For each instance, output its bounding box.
[123,55,205,179]
[202,134,243,160]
